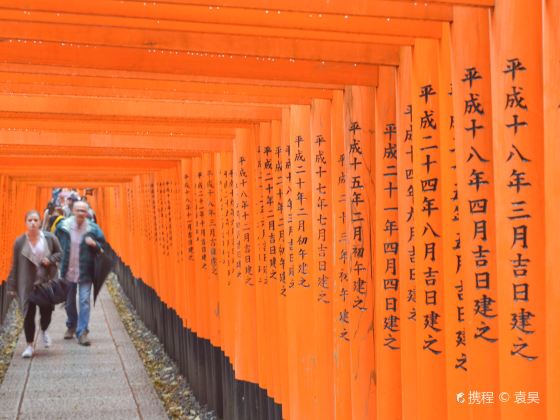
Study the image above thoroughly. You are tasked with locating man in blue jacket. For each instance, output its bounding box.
[55,200,106,346]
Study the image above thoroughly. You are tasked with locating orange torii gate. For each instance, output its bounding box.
[0,1,558,419]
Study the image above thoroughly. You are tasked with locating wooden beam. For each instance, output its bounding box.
[0,115,239,137]
[0,143,202,159]
[0,112,253,131]
[1,0,454,21]
[0,63,346,90]
[0,81,321,106]
[0,3,443,39]
[0,21,403,64]
[11,175,137,183]
[0,130,233,152]
[0,71,333,101]
[0,93,283,121]
[0,71,337,105]
[388,0,494,6]
[0,42,380,85]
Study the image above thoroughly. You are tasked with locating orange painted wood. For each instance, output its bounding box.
[0,20,401,66]
[231,127,258,383]
[310,98,334,420]
[0,6,442,40]
[395,45,418,420]
[330,89,352,420]
[285,104,317,419]
[543,1,560,419]
[490,1,546,418]
[451,5,500,417]
[412,38,447,420]
[123,0,454,20]
[0,41,380,85]
[0,3,558,420]
[438,22,471,420]
[374,65,402,420]
[0,93,283,121]
[253,122,270,394]
[343,85,376,420]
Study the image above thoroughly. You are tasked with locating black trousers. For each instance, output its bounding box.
[24,302,53,343]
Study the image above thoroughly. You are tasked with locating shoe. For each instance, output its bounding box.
[22,345,34,358]
[40,331,52,348]
[78,332,91,346]
[64,328,75,339]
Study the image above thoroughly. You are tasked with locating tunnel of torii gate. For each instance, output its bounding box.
[0,0,559,419]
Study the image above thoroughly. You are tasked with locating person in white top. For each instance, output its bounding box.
[7,210,62,358]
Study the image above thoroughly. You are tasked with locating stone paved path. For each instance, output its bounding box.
[0,287,167,419]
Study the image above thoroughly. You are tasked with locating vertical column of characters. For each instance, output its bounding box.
[199,161,210,342]
[412,39,447,419]
[180,159,195,330]
[145,174,157,288]
[254,123,270,394]
[142,174,157,300]
[203,154,220,345]
[205,156,218,278]
[138,177,149,287]
[374,67,402,419]
[165,168,179,314]
[153,172,166,303]
[233,128,258,383]
[139,177,150,289]
[213,153,226,352]
[141,180,152,293]
[438,24,471,417]
[169,167,182,312]
[281,106,297,417]
[197,162,208,274]
[214,153,232,359]
[275,112,290,411]
[170,165,186,321]
[192,157,208,339]
[491,1,545,416]
[280,108,292,300]
[451,6,499,411]
[225,153,236,364]
[331,91,351,420]
[147,175,160,292]
[261,121,279,398]
[343,85,376,420]
[396,46,417,419]
[310,98,334,420]
[288,105,317,419]
[232,133,248,377]
[153,173,166,301]
[544,2,560,418]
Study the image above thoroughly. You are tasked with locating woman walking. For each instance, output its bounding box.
[7,210,62,358]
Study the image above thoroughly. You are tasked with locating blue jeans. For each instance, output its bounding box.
[65,281,92,338]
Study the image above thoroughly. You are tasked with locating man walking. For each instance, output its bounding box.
[55,200,106,346]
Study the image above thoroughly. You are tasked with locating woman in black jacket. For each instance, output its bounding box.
[7,210,62,358]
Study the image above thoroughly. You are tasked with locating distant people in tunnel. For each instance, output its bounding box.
[55,200,106,346]
[7,210,62,358]
[62,192,79,218]
[47,206,65,233]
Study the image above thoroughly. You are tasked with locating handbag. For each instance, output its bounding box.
[29,276,71,306]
